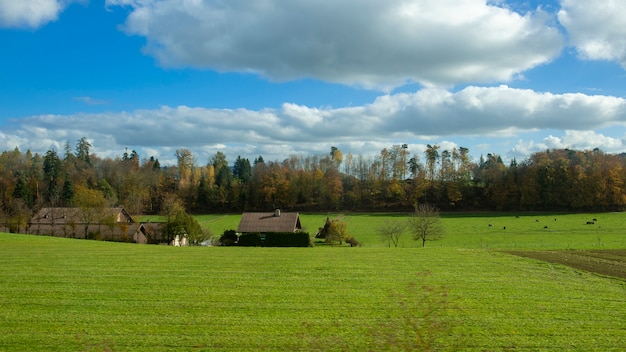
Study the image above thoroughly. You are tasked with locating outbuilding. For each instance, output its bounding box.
[236,209,302,234]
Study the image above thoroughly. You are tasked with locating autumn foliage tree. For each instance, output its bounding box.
[325,219,350,245]
[3,138,626,221]
[160,193,207,244]
[74,185,108,239]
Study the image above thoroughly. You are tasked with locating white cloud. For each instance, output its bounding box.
[513,131,626,158]
[559,0,626,68]
[0,0,68,28]
[73,96,110,106]
[3,86,626,164]
[106,0,563,88]
[549,130,624,151]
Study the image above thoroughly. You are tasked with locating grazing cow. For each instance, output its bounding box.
[488,224,492,227]
[593,218,598,222]
[586,221,595,225]
[535,219,540,222]
[544,226,548,229]
[503,226,506,230]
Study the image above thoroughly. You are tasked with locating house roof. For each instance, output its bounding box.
[30,207,134,225]
[237,211,302,233]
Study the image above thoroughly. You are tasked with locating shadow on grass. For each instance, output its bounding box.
[300,271,463,351]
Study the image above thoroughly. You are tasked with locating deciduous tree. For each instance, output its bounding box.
[378,220,406,247]
[325,219,349,245]
[160,193,207,244]
[408,204,443,247]
[74,185,108,239]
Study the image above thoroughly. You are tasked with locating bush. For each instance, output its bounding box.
[219,230,238,246]
[325,220,349,245]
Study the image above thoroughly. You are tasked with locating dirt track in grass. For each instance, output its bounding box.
[505,250,626,279]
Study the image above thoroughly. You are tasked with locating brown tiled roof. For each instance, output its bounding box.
[237,211,302,233]
[30,207,134,225]
[27,207,144,241]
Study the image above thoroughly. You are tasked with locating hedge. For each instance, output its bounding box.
[238,232,263,247]
[263,232,311,247]
[236,232,311,247]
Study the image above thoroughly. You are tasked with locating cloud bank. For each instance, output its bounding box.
[106,0,563,88]
[3,86,626,164]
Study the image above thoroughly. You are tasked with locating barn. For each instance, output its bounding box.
[28,207,164,243]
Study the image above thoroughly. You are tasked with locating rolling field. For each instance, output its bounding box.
[203,211,626,249]
[1,212,626,350]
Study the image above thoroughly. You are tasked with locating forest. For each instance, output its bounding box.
[2,137,626,228]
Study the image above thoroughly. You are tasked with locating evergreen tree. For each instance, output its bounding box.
[12,172,33,207]
[61,175,74,206]
[75,137,92,166]
[43,149,62,206]
[233,156,252,183]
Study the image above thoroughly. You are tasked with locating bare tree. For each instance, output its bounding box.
[408,204,443,247]
[378,220,406,247]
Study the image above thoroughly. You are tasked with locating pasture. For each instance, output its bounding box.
[1,212,626,350]
[200,212,626,249]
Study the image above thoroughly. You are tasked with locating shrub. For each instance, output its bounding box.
[219,230,238,246]
[346,236,360,247]
[325,220,349,245]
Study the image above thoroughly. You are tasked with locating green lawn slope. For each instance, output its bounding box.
[2,226,626,351]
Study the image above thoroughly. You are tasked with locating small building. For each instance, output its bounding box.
[28,207,152,243]
[237,209,302,234]
[133,221,165,244]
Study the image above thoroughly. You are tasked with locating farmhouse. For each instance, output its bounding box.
[28,207,165,244]
[133,221,168,245]
[237,209,302,234]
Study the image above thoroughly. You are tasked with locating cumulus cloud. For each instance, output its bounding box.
[106,0,563,88]
[513,131,626,158]
[3,86,626,164]
[0,0,68,28]
[559,0,626,68]
[548,131,625,151]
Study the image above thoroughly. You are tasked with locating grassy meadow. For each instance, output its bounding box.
[195,211,626,249]
[2,212,626,350]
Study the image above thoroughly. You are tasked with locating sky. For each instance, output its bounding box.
[2,0,626,166]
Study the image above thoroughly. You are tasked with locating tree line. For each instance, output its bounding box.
[2,138,626,229]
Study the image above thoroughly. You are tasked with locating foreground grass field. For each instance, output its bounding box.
[2,211,626,351]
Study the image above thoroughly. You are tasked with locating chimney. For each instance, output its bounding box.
[274,209,281,217]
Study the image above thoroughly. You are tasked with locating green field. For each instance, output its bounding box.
[200,212,626,249]
[2,212,626,350]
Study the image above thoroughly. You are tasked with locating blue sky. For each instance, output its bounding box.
[1,0,626,166]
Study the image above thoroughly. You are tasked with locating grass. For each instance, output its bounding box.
[204,211,626,249]
[2,212,626,350]
[506,249,626,279]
